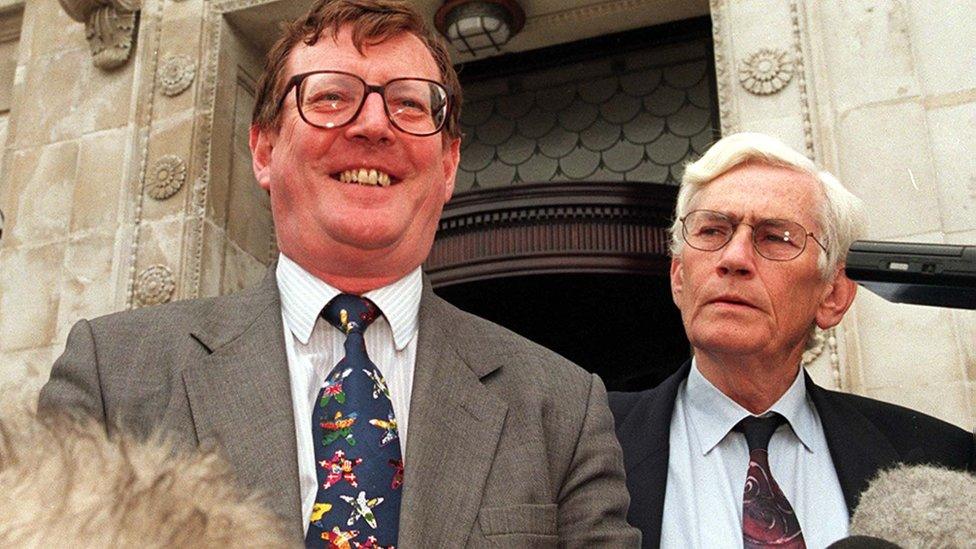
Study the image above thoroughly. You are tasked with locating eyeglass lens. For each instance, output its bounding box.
[682,210,808,260]
[298,72,448,135]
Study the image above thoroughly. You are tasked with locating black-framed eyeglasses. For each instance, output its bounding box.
[278,70,451,137]
[679,209,827,261]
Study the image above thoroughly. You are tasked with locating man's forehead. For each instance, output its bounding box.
[692,163,821,222]
[286,26,439,78]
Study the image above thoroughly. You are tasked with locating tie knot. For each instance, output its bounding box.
[735,413,785,451]
[321,294,380,334]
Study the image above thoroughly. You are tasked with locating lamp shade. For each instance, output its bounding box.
[435,0,526,56]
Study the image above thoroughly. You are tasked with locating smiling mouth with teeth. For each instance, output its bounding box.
[337,168,394,187]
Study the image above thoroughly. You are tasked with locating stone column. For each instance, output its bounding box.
[712,0,976,427]
[0,0,274,402]
[0,0,137,401]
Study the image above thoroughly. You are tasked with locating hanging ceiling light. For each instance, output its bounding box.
[435,0,526,57]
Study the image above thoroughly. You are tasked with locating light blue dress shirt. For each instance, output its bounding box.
[660,359,849,548]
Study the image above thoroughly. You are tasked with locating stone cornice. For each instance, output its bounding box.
[427,182,677,286]
[58,0,140,70]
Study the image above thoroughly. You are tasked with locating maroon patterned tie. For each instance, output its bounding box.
[735,414,806,548]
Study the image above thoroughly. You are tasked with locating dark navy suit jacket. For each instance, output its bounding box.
[609,360,976,548]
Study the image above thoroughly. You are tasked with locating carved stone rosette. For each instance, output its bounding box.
[58,0,141,70]
[148,155,187,200]
[159,54,196,97]
[135,264,176,306]
[738,47,794,95]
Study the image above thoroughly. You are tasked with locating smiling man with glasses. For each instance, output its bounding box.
[40,1,638,547]
[609,132,975,548]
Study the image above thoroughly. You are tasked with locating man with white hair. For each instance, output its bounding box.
[610,132,974,548]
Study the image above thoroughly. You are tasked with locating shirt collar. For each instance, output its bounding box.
[686,357,818,455]
[276,253,421,350]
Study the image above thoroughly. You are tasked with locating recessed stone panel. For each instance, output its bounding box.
[14,47,134,146]
[0,141,78,248]
[23,0,87,60]
[836,101,941,238]
[854,287,964,390]
[907,0,976,96]
[927,102,976,234]
[222,240,268,295]
[739,115,807,159]
[816,0,920,113]
[197,219,227,299]
[56,231,119,345]
[82,52,136,134]
[0,242,66,351]
[14,49,86,146]
[71,128,128,233]
[226,158,274,263]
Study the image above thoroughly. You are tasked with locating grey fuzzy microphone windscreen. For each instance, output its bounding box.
[849,464,976,548]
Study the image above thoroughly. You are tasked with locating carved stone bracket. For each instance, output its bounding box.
[59,0,141,70]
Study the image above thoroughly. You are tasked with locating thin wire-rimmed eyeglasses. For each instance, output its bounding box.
[278,70,451,137]
[679,209,827,261]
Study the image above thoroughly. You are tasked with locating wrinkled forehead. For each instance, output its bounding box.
[690,163,824,228]
[285,26,442,83]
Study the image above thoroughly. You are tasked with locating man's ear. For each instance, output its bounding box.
[815,266,858,329]
[249,124,276,192]
[670,256,683,308]
[440,137,461,203]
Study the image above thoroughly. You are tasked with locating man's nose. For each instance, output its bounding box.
[344,92,395,144]
[716,225,756,277]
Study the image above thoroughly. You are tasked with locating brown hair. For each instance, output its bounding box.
[251,0,462,140]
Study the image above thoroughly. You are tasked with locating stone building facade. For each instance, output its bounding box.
[0,0,973,429]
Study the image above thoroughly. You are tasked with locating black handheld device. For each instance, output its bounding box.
[844,240,976,310]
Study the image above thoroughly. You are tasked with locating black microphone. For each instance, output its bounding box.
[826,535,902,548]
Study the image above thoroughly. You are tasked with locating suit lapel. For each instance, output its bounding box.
[182,269,303,538]
[397,285,508,549]
[805,375,901,514]
[618,360,690,548]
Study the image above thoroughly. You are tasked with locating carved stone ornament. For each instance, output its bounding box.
[159,54,196,97]
[135,264,176,306]
[738,47,794,95]
[148,155,187,200]
[58,0,141,70]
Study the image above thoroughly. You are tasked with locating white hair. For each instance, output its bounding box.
[670,132,867,279]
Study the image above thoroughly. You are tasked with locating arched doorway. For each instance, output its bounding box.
[436,272,687,391]
[426,182,690,391]
[426,20,716,390]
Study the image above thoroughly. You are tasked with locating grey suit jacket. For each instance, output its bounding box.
[39,268,639,548]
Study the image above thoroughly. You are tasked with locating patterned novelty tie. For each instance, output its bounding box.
[736,414,806,549]
[305,295,402,549]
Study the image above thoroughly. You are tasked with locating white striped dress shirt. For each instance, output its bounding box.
[275,254,421,532]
